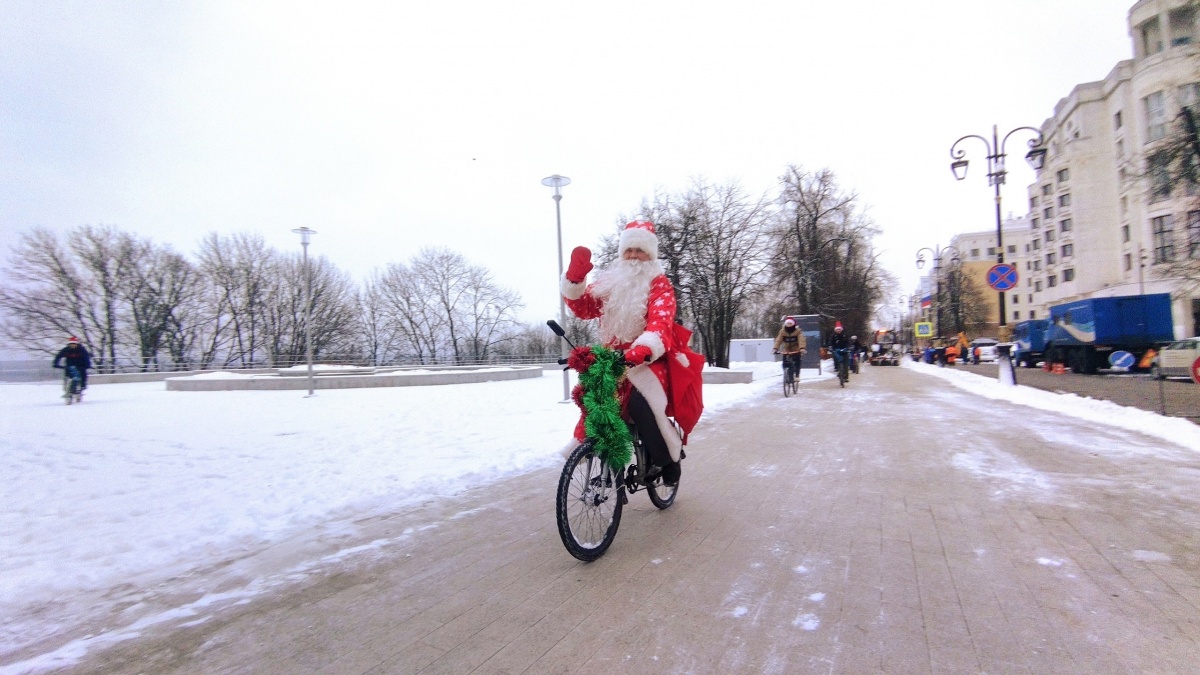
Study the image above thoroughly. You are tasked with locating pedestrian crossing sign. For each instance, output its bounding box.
[914,322,933,338]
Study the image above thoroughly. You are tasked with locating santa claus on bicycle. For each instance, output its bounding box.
[560,221,704,486]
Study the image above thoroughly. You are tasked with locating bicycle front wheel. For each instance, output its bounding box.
[782,368,792,397]
[556,441,624,561]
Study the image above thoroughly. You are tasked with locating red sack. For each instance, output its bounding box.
[666,323,704,442]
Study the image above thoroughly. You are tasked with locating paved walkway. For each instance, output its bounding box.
[66,366,1200,673]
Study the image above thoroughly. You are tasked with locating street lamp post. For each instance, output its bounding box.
[291,227,317,396]
[541,174,571,402]
[949,124,1047,337]
[915,245,962,338]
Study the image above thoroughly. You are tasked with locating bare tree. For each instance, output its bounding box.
[196,233,275,367]
[771,165,885,338]
[676,179,772,367]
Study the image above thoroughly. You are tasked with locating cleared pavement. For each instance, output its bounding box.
[50,365,1200,673]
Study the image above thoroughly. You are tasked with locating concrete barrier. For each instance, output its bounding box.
[702,369,754,384]
[165,366,543,391]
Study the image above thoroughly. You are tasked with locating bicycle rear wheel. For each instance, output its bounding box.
[556,441,624,561]
[838,362,847,388]
[782,367,792,397]
[647,473,678,509]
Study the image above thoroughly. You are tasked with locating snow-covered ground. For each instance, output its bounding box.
[3,359,1197,672]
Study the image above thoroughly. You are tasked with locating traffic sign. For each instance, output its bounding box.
[914,322,933,338]
[1109,350,1135,369]
[1192,356,1200,384]
[987,263,1019,291]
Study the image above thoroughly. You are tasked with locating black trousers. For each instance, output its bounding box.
[626,388,673,469]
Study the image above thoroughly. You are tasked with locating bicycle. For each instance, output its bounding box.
[777,351,801,397]
[547,320,679,562]
[833,348,850,388]
[61,365,83,404]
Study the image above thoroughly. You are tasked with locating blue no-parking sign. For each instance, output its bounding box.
[987,264,1019,291]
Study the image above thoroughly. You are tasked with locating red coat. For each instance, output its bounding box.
[562,272,703,461]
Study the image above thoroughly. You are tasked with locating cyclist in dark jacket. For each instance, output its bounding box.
[827,322,851,373]
[53,337,92,389]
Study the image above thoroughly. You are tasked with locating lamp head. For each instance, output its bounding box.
[950,159,968,181]
[1025,146,1047,171]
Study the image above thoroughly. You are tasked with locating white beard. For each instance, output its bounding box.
[591,258,664,344]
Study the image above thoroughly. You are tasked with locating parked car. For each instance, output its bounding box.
[969,337,999,363]
[1151,338,1200,380]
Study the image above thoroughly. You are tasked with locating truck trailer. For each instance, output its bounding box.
[1044,293,1173,374]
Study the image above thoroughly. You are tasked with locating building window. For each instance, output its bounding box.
[1028,294,1033,303]
[1124,253,1133,271]
[1048,275,1058,287]
[1153,214,1176,263]
[1026,260,1031,269]
[1058,193,1071,208]
[1046,252,1057,265]
[1060,218,1072,232]
[1121,196,1129,216]
[1056,168,1070,184]
[1045,229,1056,242]
[1116,138,1125,159]
[1029,311,1036,319]
[1035,281,1043,292]
[1033,260,1042,271]
[970,248,979,258]
[1181,83,1200,112]
[1146,91,1167,141]
[1032,218,1039,230]
[1114,110,1123,129]
[1043,207,1053,220]
[1061,243,1074,257]
[1142,16,1164,55]
[1007,244,1016,254]
[1033,239,1041,250]
[1189,210,1200,258]
[1170,6,1196,47]
[1041,184,1052,196]
[1063,268,1076,281]
[1122,224,1130,242]
[987,247,996,256]
[1149,152,1172,202]
[1013,311,1020,320]
[1012,294,1019,304]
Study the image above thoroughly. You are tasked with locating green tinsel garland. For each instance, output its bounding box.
[579,346,632,470]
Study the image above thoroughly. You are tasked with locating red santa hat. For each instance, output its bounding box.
[618,221,658,259]
[834,322,843,331]
[67,336,79,343]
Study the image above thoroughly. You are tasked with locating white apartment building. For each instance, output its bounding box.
[1025,0,1200,337]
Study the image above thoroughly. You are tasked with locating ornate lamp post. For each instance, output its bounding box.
[949,125,1047,336]
[541,174,571,402]
[915,245,962,338]
[291,226,317,396]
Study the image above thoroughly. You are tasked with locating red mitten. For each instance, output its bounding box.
[565,246,593,283]
[624,345,653,365]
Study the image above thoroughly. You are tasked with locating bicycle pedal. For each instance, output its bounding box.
[619,491,629,505]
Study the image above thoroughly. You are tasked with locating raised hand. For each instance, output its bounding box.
[565,246,593,283]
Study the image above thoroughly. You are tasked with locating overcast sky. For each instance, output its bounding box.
[1,0,1137,325]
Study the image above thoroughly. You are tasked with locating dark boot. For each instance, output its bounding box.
[661,461,681,486]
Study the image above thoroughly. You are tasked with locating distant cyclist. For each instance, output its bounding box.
[53,336,92,392]
[828,322,851,377]
[773,317,806,381]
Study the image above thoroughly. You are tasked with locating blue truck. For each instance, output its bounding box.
[1011,319,1050,368]
[1041,293,1174,374]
